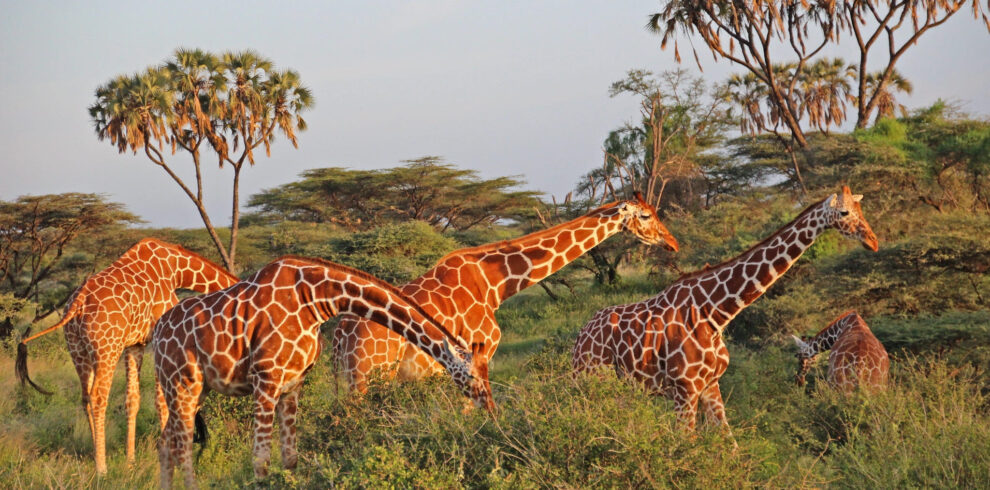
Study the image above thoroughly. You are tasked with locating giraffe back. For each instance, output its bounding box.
[827,321,890,393]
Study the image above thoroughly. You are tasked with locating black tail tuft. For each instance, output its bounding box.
[15,335,52,396]
[193,411,209,445]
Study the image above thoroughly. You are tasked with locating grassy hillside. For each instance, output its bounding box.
[2,272,987,488]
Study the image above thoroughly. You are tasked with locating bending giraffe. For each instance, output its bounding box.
[793,311,889,393]
[571,186,878,431]
[333,193,679,393]
[14,238,237,474]
[153,255,494,489]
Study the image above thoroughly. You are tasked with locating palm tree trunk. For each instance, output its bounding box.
[228,163,243,273]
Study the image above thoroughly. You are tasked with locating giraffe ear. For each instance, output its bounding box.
[791,335,807,348]
[851,194,863,203]
[826,194,838,208]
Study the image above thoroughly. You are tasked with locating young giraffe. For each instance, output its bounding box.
[153,255,494,489]
[333,193,679,393]
[793,311,890,393]
[15,238,237,474]
[571,186,879,431]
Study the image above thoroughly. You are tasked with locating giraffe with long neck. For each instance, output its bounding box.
[14,238,237,474]
[333,194,679,392]
[153,255,493,489]
[793,311,889,393]
[571,187,879,430]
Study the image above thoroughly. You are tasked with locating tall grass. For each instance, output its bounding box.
[0,276,987,488]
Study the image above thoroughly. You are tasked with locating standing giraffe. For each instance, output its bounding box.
[15,238,237,474]
[153,255,493,489]
[793,311,890,393]
[333,193,679,392]
[571,186,878,430]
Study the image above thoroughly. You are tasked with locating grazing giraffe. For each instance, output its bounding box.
[571,186,878,431]
[333,193,679,393]
[153,255,494,489]
[15,238,237,474]
[793,311,890,393]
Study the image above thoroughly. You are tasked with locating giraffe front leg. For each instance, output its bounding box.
[124,345,143,466]
[671,381,701,432]
[251,376,281,479]
[277,389,300,470]
[699,381,737,448]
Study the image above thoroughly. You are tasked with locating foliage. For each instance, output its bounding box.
[278,221,460,284]
[649,0,989,144]
[247,157,542,232]
[88,48,314,272]
[584,69,736,213]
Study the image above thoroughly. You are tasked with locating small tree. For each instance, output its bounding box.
[0,193,139,337]
[89,48,313,272]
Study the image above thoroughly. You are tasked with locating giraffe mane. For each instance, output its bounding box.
[275,255,467,348]
[674,198,827,282]
[131,238,238,283]
[434,200,625,263]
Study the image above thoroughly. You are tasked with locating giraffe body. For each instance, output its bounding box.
[793,311,889,393]
[153,256,492,489]
[333,195,679,392]
[572,187,878,430]
[15,238,237,474]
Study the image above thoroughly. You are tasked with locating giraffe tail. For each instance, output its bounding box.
[15,295,83,395]
[193,411,209,446]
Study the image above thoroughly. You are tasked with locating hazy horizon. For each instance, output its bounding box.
[2,1,988,228]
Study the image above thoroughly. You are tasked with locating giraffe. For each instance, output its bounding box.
[792,311,890,393]
[571,186,879,431]
[333,193,679,393]
[14,238,237,474]
[152,255,494,489]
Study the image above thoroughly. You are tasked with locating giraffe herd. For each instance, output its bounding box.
[13,186,890,487]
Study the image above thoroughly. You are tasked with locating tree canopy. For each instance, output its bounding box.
[247,157,542,231]
[89,48,313,272]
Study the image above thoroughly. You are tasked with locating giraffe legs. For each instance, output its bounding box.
[88,359,117,474]
[159,385,199,490]
[277,388,300,470]
[671,382,701,432]
[251,375,281,479]
[124,345,143,466]
[699,381,737,448]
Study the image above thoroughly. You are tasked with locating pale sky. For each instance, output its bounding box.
[1,1,988,228]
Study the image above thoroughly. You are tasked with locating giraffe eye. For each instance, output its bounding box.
[839,210,850,217]
[639,213,651,219]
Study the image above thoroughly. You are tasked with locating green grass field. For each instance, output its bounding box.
[2,273,988,488]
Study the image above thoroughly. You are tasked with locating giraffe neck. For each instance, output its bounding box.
[808,312,861,355]
[465,205,626,306]
[691,200,832,332]
[295,261,466,371]
[162,246,237,293]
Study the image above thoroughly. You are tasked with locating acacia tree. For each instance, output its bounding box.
[649,0,989,138]
[89,48,313,272]
[247,157,541,231]
[0,193,139,337]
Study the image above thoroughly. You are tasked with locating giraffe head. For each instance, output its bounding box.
[617,192,679,251]
[791,335,816,386]
[823,186,879,252]
[443,339,495,412]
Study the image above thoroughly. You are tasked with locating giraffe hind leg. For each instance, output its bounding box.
[88,362,116,474]
[277,389,301,470]
[124,345,143,466]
